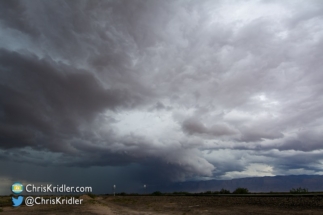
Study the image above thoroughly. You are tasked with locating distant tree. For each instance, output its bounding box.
[233,187,249,194]
[151,191,162,196]
[290,187,308,194]
[173,191,190,195]
[219,188,231,194]
[129,193,139,196]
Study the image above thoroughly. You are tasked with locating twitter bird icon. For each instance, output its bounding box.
[12,196,24,207]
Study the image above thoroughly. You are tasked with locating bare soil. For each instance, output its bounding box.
[1,195,323,214]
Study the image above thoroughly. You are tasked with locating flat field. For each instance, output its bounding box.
[1,195,323,214]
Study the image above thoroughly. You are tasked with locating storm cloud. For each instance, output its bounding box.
[1,0,323,193]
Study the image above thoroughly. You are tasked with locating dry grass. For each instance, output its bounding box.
[107,195,323,214]
[1,195,323,214]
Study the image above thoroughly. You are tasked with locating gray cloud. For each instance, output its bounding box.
[182,117,237,137]
[1,0,323,192]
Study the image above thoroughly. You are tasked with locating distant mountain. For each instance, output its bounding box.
[155,175,323,193]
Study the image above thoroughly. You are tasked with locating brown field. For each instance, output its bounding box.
[1,195,323,214]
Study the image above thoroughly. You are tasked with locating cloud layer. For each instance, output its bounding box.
[1,0,323,189]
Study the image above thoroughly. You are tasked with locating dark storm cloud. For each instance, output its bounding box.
[0,1,40,37]
[1,0,323,188]
[0,49,143,152]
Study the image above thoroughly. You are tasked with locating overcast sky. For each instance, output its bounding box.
[1,0,323,194]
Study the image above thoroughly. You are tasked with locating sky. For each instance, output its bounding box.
[1,0,323,194]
